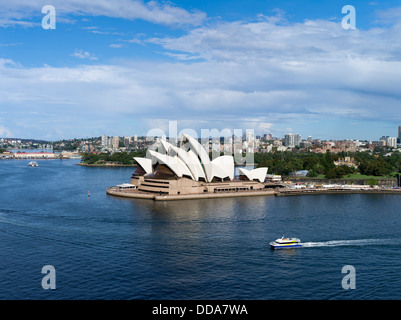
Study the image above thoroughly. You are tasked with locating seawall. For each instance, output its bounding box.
[275,188,401,196]
[106,187,275,201]
[107,186,401,201]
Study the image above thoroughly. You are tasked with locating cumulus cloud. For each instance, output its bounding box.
[2,9,401,139]
[142,14,401,123]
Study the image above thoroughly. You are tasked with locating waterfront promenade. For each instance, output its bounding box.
[106,185,401,201]
[275,187,401,196]
[106,186,276,200]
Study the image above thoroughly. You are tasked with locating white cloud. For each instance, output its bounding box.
[148,15,401,63]
[2,10,401,139]
[0,43,21,47]
[109,43,126,48]
[0,58,19,67]
[0,19,37,28]
[375,6,401,24]
[71,49,98,60]
[0,125,13,137]
[0,0,206,27]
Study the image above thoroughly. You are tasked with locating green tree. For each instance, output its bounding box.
[320,151,336,174]
[302,156,319,170]
[306,169,318,177]
[324,165,353,179]
[359,159,392,176]
[325,168,340,179]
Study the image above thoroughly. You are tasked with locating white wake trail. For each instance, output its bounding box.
[301,238,396,248]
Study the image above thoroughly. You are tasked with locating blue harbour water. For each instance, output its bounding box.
[1,159,401,300]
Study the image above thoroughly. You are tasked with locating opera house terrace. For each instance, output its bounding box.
[106,133,276,200]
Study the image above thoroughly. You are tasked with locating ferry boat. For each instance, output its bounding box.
[28,161,38,167]
[270,236,302,249]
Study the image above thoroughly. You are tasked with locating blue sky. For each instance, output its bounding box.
[1,0,401,141]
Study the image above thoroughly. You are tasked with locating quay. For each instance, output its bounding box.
[275,187,401,196]
[106,185,276,201]
[106,185,401,201]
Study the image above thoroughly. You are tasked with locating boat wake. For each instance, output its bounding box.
[302,238,399,248]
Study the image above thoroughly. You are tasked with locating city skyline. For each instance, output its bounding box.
[1,123,401,144]
[1,1,401,140]
[2,122,401,146]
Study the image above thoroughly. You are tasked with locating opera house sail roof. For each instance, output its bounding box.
[133,133,268,183]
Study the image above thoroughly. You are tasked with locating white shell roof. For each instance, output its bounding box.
[186,149,206,181]
[181,133,212,182]
[211,155,234,181]
[170,146,204,181]
[134,157,153,174]
[238,167,268,183]
[133,134,267,183]
[147,150,194,179]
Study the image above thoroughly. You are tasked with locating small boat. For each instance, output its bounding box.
[28,161,38,167]
[270,236,302,249]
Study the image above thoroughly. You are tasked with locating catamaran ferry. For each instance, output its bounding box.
[28,161,39,167]
[270,236,302,249]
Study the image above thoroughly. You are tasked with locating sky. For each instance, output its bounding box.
[1,0,401,141]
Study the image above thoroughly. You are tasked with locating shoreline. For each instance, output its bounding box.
[106,186,401,201]
[275,188,401,196]
[106,187,276,200]
[77,163,137,167]
[78,163,256,167]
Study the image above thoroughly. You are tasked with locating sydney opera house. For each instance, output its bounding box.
[107,133,272,200]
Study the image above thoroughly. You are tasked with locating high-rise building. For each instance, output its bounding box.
[124,136,131,148]
[387,137,397,147]
[398,125,401,143]
[101,134,108,146]
[263,134,272,141]
[284,133,301,147]
[112,136,119,149]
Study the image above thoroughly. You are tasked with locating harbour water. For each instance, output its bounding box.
[1,159,401,299]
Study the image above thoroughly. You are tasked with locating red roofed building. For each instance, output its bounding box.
[13,152,56,159]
